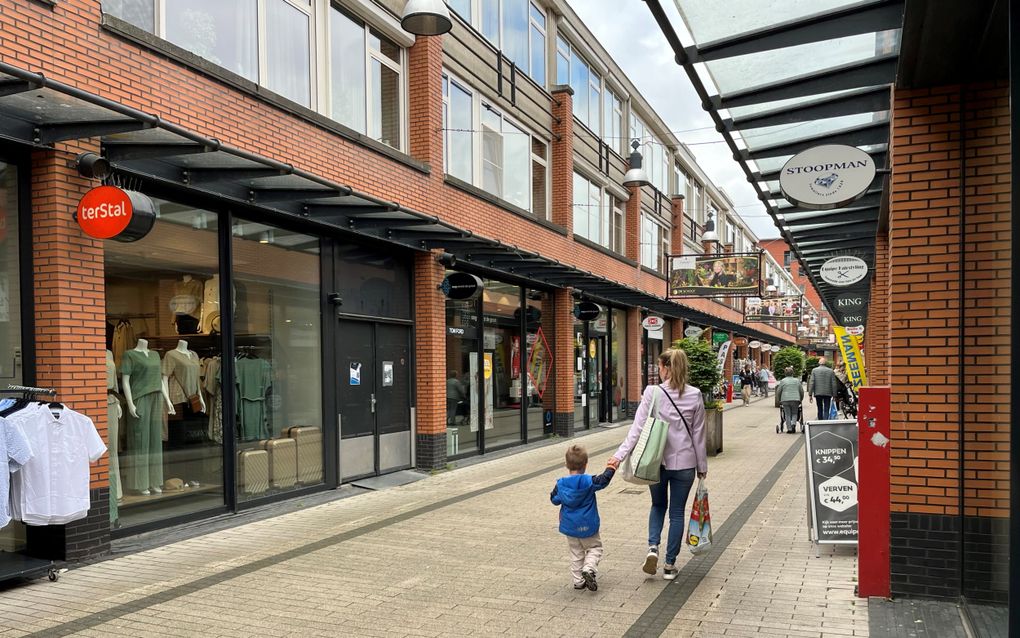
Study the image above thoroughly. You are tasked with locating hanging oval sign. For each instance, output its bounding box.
[846,325,865,336]
[779,144,877,210]
[748,340,761,349]
[819,256,869,286]
[733,337,749,347]
[75,186,156,242]
[573,301,601,322]
[641,316,665,331]
[771,345,781,352]
[440,272,483,300]
[684,326,704,338]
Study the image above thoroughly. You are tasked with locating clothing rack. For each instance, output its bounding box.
[0,384,63,585]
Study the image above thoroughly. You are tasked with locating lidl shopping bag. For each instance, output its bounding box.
[687,479,712,555]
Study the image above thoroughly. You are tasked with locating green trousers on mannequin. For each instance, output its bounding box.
[127,392,164,492]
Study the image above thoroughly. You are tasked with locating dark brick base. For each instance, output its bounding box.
[416,432,447,470]
[554,412,573,438]
[962,515,1010,604]
[28,487,111,562]
[891,512,960,600]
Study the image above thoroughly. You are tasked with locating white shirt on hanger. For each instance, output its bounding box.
[0,415,32,529]
[9,403,106,526]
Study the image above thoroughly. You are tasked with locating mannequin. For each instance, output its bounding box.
[163,339,206,413]
[106,350,124,522]
[122,338,174,496]
[171,275,203,334]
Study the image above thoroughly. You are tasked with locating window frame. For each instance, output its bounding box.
[451,0,547,84]
[572,169,625,253]
[640,213,669,273]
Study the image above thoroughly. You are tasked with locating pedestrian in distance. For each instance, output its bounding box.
[775,366,804,433]
[607,349,708,580]
[739,365,755,405]
[759,365,770,398]
[550,444,616,592]
[808,357,839,421]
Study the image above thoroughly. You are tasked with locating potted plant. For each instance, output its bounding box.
[773,347,807,381]
[674,337,724,456]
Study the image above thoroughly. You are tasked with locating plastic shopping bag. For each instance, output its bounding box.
[828,400,838,420]
[687,478,712,555]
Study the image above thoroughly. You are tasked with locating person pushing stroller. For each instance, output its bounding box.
[775,366,804,433]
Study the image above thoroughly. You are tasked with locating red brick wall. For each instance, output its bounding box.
[887,84,1010,517]
[551,87,574,233]
[867,232,891,386]
[31,144,108,489]
[413,251,446,438]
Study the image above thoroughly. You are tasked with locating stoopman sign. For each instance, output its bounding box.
[779,144,876,210]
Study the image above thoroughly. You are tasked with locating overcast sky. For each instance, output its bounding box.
[566,0,781,240]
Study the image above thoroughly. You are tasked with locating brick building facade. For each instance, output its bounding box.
[0,0,793,566]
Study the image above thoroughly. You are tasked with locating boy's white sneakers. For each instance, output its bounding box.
[642,547,658,575]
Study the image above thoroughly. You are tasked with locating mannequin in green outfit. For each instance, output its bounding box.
[122,338,175,495]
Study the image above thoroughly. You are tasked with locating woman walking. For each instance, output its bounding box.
[608,349,708,580]
[776,366,804,433]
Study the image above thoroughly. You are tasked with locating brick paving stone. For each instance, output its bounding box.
[0,399,865,637]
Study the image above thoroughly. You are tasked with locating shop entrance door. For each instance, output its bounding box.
[336,320,412,480]
[591,336,610,424]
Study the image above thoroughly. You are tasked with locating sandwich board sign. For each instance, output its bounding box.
[804,419,859,554]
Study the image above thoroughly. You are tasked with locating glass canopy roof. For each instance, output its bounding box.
[654,0,905,322]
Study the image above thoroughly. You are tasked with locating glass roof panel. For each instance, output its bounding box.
[739,112,890,151]
[674,0,861,45]
[0,88,138,124]
[725,88,866,120]
[706,29,901,95]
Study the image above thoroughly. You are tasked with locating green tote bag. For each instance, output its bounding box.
[632,386,670,483]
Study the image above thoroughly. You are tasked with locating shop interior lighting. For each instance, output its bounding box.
[400,0,453,36]
[259,230,274,245]
[623,140,651,188]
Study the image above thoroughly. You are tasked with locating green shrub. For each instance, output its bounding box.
[772,346,806,379]
[804,355,821,380]
[673,337,722,405]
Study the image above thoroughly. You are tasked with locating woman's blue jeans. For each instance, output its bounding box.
[648,467,696,565]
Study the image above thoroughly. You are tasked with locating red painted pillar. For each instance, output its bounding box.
[857,386,891,598]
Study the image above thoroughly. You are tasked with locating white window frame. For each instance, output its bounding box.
[640,214,669,273]
[443,70,549,216]
[452,0,547,83]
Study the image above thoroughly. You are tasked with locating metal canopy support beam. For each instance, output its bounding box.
[792,223,877,240]
[184,167,286,185]
[694,0,903,62]
[348,218,438,231]
[772,184,884,205]
[798,238,876,251]
[782,208,880,227]
[743,119,889,160]
[38,119,151,145]
[729,86,891,130]
[104,141,212,162]
[716,53,898,109]
[251,188,347,203]
[0,79,38,97]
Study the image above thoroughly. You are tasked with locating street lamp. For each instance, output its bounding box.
[766,277,777,294]
[702,210,718,243]
[400,0,453,36]
[623,140,651,188]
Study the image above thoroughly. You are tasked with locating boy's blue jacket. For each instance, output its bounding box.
[550,468,615,538]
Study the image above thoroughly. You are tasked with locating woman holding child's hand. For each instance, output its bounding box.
[610,349,708,581]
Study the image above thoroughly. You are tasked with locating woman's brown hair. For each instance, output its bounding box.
[658,348,689,395]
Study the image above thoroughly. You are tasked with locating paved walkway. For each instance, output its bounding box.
[0,399,864,638]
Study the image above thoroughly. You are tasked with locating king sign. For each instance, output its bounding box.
[779,144,876,210]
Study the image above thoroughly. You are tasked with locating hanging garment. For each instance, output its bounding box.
[236,357,272,441]
[8,403,106,526]
[204,356,223,444]
[126,392,164,492]
[107,352,124,504]
[169,277,204,320]
[0,415,32,529]
[112,321,136,369]
[162,349,202,407]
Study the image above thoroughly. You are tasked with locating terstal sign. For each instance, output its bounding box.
[75,186,156,242]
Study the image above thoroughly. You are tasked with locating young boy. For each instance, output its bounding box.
[550,444,616,591]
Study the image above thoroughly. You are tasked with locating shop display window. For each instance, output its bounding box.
[104,199,224,529]
[611,308,627,421]
[444,295,479,458]
[483,281,523,449]
[525,290,553,441]
[231,220,324,501]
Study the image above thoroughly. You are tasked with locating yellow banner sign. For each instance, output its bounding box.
[833,325,867,390]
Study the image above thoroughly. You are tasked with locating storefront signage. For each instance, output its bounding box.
[440,272,483,300]
[805,419,859,545]
[748,341,761,349]
[846,325,865,336]
[684,326,704,339]
[841,314,865,325]
[770,345,781,353]
[712,331,728,346]
[835,293,865,312]
[75,186,156,242]
[716,340,732,374]
[833,325,868,390]
[573,301,601,322]
[641,316,664,331]
[733,337,748,347]
[779,144,876,210]
[667,252,762,299]
[820,256,869,286]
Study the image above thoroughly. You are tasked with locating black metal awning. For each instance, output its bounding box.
[0,61,791,346]
[644,0,906,326]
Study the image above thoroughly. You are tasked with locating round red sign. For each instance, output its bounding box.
[76,186,133,239]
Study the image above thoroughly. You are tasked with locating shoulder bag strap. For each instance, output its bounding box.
[660,384,693,440]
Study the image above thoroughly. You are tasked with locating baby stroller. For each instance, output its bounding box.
[776,403,804,434]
